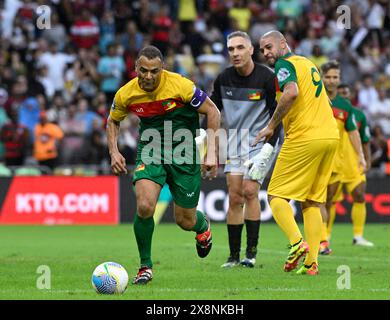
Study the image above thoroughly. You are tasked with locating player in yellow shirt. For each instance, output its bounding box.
[106,46,221,284]
[326,83,374,247]
[319,61,366,255]
[254,31,339,275]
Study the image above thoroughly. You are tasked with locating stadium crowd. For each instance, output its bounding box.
[0,0,389,175]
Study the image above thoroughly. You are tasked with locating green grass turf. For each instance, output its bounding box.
[0,223,389,300]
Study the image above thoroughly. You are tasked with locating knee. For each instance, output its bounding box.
[229,191,244,207]
[242,186,258,202]
[353,191,365,203]
[175,215,195,231]
[137,200,155,218]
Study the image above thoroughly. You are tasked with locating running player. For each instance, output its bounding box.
[106,46,221,284]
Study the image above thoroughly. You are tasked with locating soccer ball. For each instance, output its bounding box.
[91,262,129,294]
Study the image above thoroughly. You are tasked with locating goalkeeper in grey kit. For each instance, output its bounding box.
[211,31,282,268]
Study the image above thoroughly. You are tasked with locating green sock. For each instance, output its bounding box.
[192,210,208,234]
[134,215,155,268]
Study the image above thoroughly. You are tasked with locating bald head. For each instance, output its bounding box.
[261,30,286,42]
[259,30,290,67]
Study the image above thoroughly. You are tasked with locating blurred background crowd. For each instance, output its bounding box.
[0,0,389,176]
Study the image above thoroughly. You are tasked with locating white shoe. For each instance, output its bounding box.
[240,257,256,268]
[221,257,240,268]
[353,237,374,247]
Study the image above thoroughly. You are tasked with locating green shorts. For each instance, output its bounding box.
[133,161,201,208]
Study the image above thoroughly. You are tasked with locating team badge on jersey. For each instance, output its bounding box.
[162,100,177,111]
[248,90,261,100]
[135,164,146,171]
[277,68,290,82]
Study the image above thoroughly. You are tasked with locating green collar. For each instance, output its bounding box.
[280,52,294,59]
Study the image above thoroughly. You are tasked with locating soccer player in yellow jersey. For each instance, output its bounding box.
[325,84,374,247]
[253,31,339,275]
[319,61,367,255]
[106,46,221,284]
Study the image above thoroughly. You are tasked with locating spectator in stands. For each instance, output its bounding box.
[0,107,30,166]
[58,103,87,165]
[308,44,328,69]
[296,28,318,57]
[97,43,126,103]
[33,111,64,171]
[18,96,41,141]
[70,8,100,50]
[371,125,389,169]
[151,5,172,55]
[99,9,116,55]
[40,12,67,52]
[38,41,75,93]
[84,118,107,165]
[367,88,390,136]
[75,98,102,136]
[358,74,379,112]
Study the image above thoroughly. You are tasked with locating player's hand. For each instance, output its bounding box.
[244,143,274,180]
[110,151,128,175]
[358,155,367,173]
[202,153,218,180]
[251,125,274,147]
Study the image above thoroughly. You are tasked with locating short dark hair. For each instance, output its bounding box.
[338,83,349,89]
[137,45,164,62]
[320,60,340,74]
[227,31,252,43]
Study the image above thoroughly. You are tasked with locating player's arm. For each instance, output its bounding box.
[360,114,371,171]
[196,96,221,179]
[252,59,297,145]
[106,93,128,175]
[348,129,367,172]
[252,82,298,145]
[107,116,128,175]
[363,142,371,171]
[264,71,282,147]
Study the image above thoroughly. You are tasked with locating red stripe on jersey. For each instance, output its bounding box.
[332,106,349,122]
[275,77,280,92]
[128,98,185,117]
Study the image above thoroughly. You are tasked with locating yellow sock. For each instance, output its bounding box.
[270,198,302,245]
[327,203,336,238]
[351,202,366,237]
[302,206,322,265]
[321,222,328,242]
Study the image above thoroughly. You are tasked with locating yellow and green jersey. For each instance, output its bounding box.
[275,53,339,142]
[109,70,206,163]
[342,106,370,182]
[330,94,357,174]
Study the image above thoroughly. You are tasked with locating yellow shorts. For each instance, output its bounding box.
[268,138,338,203]
[328,171,343,185]
[333,174,366,202]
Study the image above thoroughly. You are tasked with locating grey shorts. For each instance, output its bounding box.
[224,142,280,184]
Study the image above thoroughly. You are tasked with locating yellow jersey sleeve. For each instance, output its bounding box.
[178,76,196,103]
[109,89,128,122]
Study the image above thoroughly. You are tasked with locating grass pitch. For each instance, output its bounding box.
[0,223,389,300]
